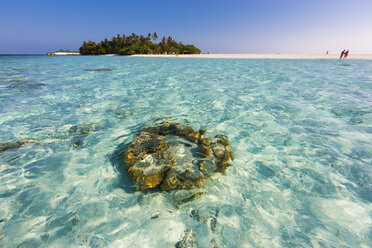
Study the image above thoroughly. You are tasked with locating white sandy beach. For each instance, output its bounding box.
[131,54,372,59]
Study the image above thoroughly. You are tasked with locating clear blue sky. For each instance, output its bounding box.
[1,0,372,54]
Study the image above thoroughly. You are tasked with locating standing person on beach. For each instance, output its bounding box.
[340,49,345,59]
[344,50,349,59]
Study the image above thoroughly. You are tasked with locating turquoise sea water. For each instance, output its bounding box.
[0,56,371,247]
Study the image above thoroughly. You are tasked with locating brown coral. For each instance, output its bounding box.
[124,122,233,190]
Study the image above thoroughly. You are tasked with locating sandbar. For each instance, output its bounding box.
[130,54,372,59]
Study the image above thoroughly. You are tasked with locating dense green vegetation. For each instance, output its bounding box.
[79,32,201,55]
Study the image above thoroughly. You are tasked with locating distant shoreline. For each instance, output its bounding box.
[130,54,372,60]
[1,54,372,59]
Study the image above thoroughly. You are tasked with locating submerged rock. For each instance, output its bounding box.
[124,122,233,191]
[0,139,36,152]
[0,123,99,152]
[69,124,96,135]
[171,189,205,207]
[85,68,112,72]
[175,228,197,248]
[350,117,363,124]
[68,123,98,147]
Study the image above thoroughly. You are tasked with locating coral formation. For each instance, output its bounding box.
[124,123,233,190]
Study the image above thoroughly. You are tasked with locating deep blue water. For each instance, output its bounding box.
[0,56,371,247]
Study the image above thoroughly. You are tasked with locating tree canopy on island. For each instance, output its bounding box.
[79,32,201,55]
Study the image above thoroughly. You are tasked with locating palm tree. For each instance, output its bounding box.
[79,32,201,55]
[131,33,139,41]
[152,32,158,41]
[167,36,173,44]
[112,36,117,51]
[116,34,122,46]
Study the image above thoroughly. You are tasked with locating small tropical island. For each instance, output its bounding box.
[79,32,201,55]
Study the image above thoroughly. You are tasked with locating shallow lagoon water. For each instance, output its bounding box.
[0,56,371,247]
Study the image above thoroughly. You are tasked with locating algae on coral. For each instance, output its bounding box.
[124,122,233,191]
